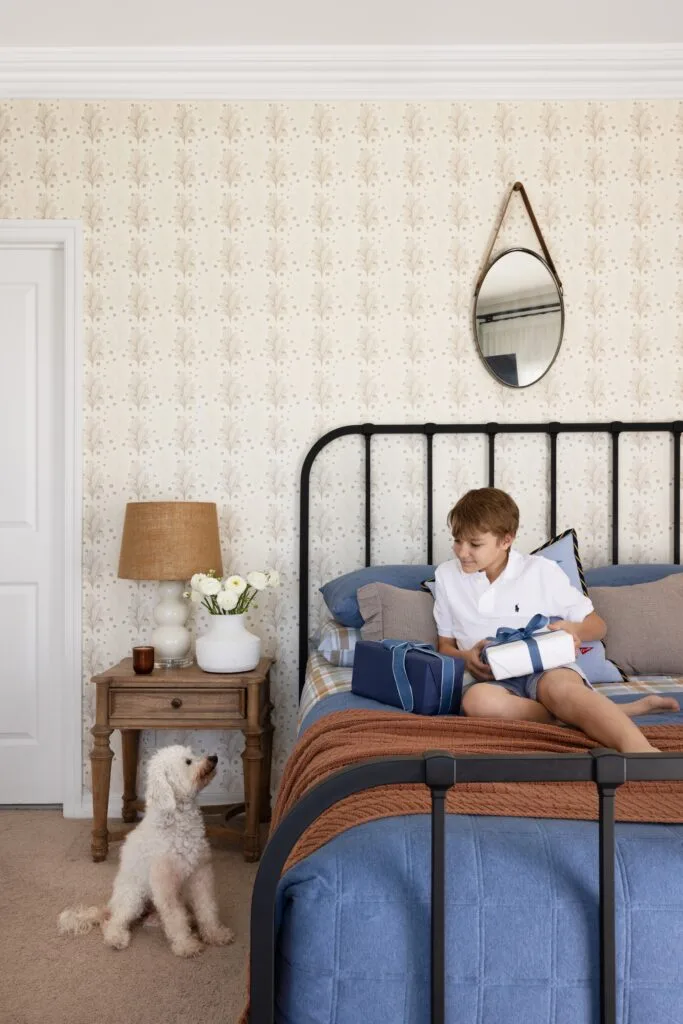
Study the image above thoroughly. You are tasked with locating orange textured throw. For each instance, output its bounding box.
[239,710,683,1022]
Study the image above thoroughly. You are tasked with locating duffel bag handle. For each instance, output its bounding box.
[381,640,457,715]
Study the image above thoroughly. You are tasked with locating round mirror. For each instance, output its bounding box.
[473,247,564,389]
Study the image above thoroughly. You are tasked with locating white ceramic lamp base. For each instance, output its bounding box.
[152,581,193,669]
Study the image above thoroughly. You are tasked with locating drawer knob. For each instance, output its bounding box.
[170,698,183,709]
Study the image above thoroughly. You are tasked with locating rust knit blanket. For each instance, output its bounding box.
[274,710,683,873]
[239,710,683,1023]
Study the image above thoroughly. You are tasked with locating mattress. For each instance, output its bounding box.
[276,814,683,1024]
[300,650,683,731]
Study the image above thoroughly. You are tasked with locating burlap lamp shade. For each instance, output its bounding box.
[118,502,223,581]
[118,502,223,668]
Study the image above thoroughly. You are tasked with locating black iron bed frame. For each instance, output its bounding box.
[250,421,683,1024]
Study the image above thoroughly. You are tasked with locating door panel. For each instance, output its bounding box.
[0,246,64,802]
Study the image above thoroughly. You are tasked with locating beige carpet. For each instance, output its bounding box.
[0,809,258,1024]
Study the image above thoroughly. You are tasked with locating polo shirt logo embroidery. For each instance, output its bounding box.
[514,604,519,612]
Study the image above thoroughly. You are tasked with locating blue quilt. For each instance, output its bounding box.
[272,695,683,1023]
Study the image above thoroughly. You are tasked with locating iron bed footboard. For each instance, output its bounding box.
[249,749,683,1024]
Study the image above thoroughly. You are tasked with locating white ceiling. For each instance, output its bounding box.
[1,0,681,47]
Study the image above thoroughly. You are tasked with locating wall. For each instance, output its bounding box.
[0,99,681,803]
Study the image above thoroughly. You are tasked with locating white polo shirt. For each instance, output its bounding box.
[433,549,594,649]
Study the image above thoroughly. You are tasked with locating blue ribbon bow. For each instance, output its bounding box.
[381,639,457,715]
[484,614,550,674]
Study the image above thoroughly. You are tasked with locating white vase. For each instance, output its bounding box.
[195,614,261,673]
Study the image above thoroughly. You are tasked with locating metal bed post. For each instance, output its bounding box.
[548,422,559,539]
[426,423,435,566]
[363,423,372,567]
[486,422,497,487]
[591,750,626,1024]
[425,752,456,1024]
[610,423,622,565]
[674,422,682,565]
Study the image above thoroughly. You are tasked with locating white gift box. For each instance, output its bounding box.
[484,629,575,681]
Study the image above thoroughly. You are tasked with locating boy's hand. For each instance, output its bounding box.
[463,640,494,681]
[548,619,582,654]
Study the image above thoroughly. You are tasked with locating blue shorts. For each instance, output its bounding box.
[464,662,592,701]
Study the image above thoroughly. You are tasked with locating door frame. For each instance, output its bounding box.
[0,221,83,814]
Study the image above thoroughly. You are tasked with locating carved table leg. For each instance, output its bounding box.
[90,725,114,862]
[259,704,274,824]
[121,729,140,823]
[242,727,263,863]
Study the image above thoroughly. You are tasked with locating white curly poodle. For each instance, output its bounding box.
[58,744,234,957]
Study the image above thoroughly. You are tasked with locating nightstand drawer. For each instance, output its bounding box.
[108,688,245,723]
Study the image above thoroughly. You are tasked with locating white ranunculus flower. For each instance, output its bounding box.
[266,569,280,587]
[199,575,221,596]
[217,589,239,611]
[247,571,268,591]
[190,572,206,590]
[225,574,247,595]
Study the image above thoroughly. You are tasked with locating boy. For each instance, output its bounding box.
[434,488,678,753]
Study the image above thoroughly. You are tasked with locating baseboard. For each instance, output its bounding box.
[1,44,683,99]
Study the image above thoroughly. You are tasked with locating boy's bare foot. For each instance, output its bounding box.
[621,695,680,717]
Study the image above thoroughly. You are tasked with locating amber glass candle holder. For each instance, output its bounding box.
[132,646,155,675]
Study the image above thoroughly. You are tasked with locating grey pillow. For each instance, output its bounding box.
[358,581,438,646]
[589,573,683,675]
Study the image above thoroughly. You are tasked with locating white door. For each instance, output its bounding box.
[0,244,65,803]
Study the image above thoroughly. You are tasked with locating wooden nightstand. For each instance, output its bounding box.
[89,657,273,863]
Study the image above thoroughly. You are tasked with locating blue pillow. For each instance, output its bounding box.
[320,564,436,629]
[531,528,586,593]
[531,529,626,683]
[585,563,683,588]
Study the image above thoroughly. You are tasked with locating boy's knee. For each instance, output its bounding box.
[462,684,510,718]
[537,669,584,712]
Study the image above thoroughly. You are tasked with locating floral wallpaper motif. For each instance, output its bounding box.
[0,99,681,803]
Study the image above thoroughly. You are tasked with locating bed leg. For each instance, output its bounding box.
[592,750,626,1024]
[425,752,456,1024]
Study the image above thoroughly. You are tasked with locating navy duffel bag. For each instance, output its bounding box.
[351,639,464,715]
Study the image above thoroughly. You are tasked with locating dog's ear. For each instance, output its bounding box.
[145,766,176,812]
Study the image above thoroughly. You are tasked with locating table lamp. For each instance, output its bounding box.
[118,501,223,668]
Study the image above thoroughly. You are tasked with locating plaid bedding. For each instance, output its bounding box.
[299,650,683,728]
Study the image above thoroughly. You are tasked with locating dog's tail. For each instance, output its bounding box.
[57,905,107,937]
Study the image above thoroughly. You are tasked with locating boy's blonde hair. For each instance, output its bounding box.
[447,488,519,541]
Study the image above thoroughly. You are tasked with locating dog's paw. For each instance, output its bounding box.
[171,936,204,958]
[201,924,235,946]
[102,927,131,951]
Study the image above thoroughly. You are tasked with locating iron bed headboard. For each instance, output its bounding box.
[299,420,683,696]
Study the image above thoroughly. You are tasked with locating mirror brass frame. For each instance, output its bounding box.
[473,246,565,390]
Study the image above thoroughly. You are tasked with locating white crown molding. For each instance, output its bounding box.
[1,44,683,100]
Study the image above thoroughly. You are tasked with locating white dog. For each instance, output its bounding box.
[58,745,234,957]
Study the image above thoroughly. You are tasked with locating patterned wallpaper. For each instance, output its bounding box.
[0,99,681,804]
